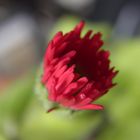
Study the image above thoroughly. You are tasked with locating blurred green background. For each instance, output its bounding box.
[0,0,140,139]
[1,17,140,140]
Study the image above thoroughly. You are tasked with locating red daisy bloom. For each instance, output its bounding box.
[41,21,118,110]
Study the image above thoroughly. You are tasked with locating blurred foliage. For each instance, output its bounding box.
[0,71,35,140]
[97,39,140,140]
[0,16,140,140]
[0,74,34,121]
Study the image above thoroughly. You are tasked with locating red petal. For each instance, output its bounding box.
[74,104,104,110]
[63,77,88,95]
[74,21,85,35]
[84,30,93,39]
[53,31,63,44]
[57,95,76,106]
[55,65,75,93]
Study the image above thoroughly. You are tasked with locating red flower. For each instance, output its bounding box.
[41,21,118,110]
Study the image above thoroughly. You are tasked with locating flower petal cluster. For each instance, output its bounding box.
[42,21,118,110]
